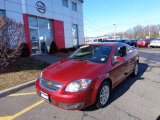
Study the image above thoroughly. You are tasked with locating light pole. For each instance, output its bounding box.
[113,24,116,40]
[148,25,151,38]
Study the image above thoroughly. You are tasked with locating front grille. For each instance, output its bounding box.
[40,78,62,92]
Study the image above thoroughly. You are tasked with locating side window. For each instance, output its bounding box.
[126,45,133,54]
[72,2,77,11]
[114,45,127,57]
[0,10,5,17]
[62,0,68,8]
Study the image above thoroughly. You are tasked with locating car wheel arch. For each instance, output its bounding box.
[91,77,112,104]
[104,78,112,90]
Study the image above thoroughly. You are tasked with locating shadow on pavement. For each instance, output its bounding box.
[82,63,148,111]
[139,51,160,62]
[157,115,160,120]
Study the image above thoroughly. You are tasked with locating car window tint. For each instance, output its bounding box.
[90,46,112,63]
[70,45,112,63]
[114,45,127,57]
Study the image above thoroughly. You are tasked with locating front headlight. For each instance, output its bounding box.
[40,71,43,78]
[65,79,91,92]
[39,71,43,84]
[39,70,45,83]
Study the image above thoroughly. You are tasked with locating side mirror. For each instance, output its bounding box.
[119,46,127,57]
[112,56,125,64]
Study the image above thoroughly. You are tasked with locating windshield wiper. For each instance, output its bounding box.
[82,59,91,62]
[71,58,91,62]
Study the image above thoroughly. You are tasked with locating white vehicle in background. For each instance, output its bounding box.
[149,39,160,48]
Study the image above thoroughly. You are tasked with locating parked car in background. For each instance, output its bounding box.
[137,38,155,47]
[116,40,137,47]
[149,39,160,48]
[129,39,139,47]
[36,42,139,110]
[115,40,126,43]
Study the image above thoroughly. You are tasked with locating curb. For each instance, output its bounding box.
[0,80,36,98]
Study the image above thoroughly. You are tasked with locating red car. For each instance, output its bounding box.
[36,42,139,110]
[137,38,154,47]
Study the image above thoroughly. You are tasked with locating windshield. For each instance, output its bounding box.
[69,45,112,63]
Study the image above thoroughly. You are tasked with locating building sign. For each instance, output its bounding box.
[35,1,46,14]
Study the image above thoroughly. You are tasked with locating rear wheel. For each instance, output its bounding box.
[96,81,110,108]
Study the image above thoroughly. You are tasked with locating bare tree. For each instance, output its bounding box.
[0,17,25,71]
[124,29,134,39]
[124,24,160,39]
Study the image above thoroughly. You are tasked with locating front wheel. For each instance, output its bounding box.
[96,81,111,108]
[132,62,139,76]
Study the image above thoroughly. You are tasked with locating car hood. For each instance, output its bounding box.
[42,59,104,84]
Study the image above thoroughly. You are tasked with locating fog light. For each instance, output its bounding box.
[59,102,84,109]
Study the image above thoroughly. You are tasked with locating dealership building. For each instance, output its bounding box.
[0,0,84,54]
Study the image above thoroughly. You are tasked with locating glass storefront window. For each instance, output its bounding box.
[30,29,39,53]
[30,29,39,41]
[38,18,52,29]
[39,29,53,52]
[29,16,38,27]
[29,16,53,53]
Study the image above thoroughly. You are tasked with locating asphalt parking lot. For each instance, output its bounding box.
[0,48,160,120]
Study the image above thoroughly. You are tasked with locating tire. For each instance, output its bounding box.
[96,81,111,108]
[132,62,139,76]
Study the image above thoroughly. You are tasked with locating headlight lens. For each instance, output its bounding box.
[39,71,44,84]
[65,79,91,92]
[40,71,43,78]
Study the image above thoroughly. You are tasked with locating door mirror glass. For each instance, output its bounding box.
[119,46,127,57]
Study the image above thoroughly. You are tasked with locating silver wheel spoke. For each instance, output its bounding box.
[100,85,109,105]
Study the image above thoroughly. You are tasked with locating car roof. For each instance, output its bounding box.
[87,42,121,47]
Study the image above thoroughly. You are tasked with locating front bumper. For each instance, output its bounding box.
[35,79,92,110]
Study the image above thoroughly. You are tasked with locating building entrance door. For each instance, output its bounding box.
[29,16,53,54]
[72,24,79,47]
[29,28,40,53]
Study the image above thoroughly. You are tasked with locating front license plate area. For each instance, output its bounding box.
[40,91,50,102]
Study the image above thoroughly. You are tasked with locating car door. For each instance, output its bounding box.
[109,44,128,86]
[125,45,136,74]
